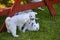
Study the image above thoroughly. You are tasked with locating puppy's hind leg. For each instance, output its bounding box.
[5,24,10,33]
[12,30,19,37]
[10,24,19,37]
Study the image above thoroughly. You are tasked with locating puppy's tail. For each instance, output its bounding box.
[5,17,11,24]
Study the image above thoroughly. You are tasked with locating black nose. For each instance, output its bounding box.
[31,18,34,20]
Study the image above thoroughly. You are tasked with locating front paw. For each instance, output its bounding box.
[13,35,19,37]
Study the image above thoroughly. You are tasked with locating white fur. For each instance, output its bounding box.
[5,12,37,37]
[22,19,39,32]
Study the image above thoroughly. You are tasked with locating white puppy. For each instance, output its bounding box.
[22,19,39,32]
[5,12,37,37]
[31,0,44,10]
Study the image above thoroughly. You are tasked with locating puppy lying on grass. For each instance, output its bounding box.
[22,18,39,33]
[5,12,37,37]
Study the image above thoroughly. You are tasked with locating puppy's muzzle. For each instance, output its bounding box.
[30,18,35,20]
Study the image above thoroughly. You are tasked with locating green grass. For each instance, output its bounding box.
[0,4,60,40]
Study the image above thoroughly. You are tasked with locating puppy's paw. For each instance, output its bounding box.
[13,35,19,37]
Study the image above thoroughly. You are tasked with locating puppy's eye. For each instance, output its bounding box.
[31,16,32,17]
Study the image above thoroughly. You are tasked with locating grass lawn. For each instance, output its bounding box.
[0,4,60,40]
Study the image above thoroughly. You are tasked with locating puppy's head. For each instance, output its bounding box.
[28,12,37,20]
[32,23,39,31]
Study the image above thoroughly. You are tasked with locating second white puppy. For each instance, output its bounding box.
[5,12,37,37]
[22,19,39,32]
